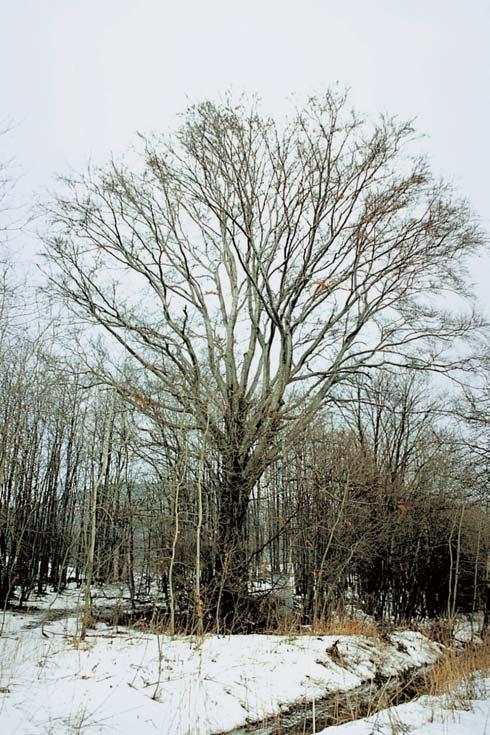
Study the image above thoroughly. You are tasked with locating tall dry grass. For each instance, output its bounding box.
[423,632,489,707]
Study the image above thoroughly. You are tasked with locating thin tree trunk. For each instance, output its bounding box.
[81,397,114,640]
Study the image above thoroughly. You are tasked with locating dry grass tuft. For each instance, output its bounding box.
[267,613,381,638]
[425,619,454,645]
[313,617,380,638]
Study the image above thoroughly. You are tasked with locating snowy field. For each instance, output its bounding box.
[0,588,487,734]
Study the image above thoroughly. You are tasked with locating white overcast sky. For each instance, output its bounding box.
[1,0,489,308]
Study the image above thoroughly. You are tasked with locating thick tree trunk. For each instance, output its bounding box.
[211,465,252,631]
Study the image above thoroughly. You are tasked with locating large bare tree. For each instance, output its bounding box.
[42,92,485,623]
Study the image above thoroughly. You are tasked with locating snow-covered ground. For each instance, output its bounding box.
[0,588,485,734]
[318,675,489,735]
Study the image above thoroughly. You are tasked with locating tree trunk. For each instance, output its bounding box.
[212,468,252,631]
